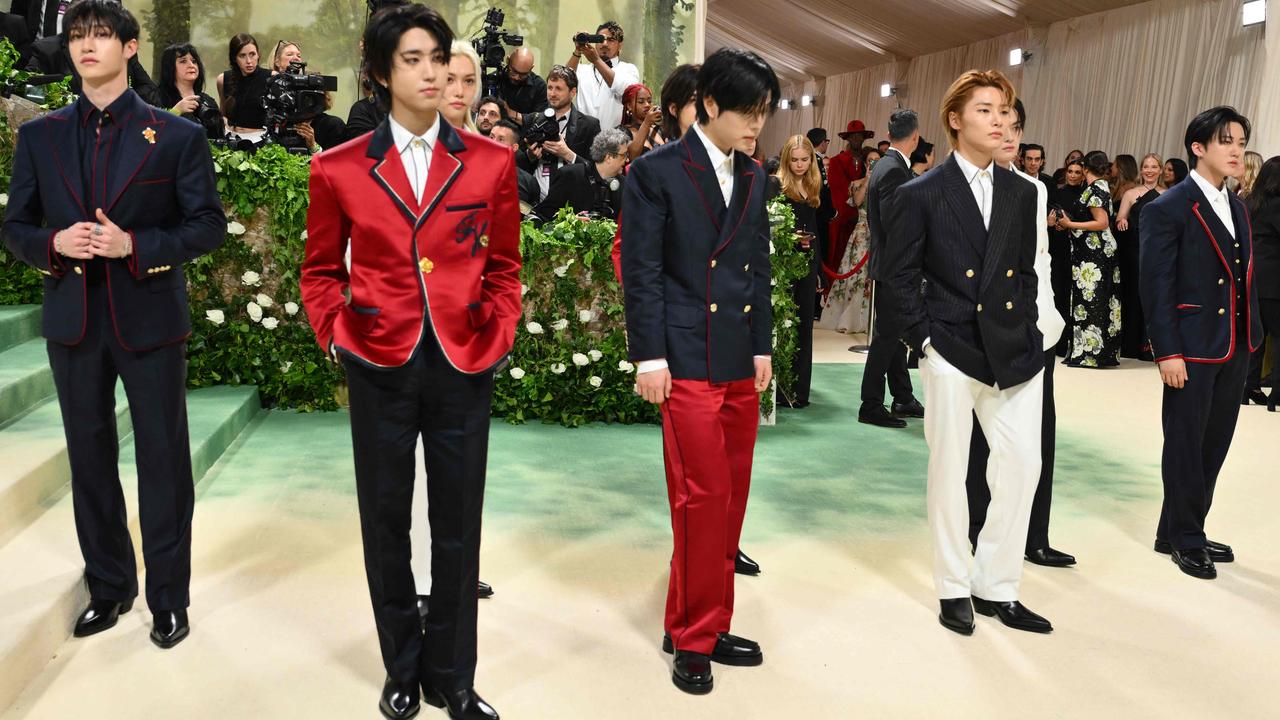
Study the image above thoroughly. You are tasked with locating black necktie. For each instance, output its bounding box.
[43,0,62,37]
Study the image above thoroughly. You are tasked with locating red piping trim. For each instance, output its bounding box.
[1189,203,1233,364]
[1154,353,1183,363]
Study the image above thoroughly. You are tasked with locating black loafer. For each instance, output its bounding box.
[672,650,713,695]
[478,581,495,599]
[734,549,761,575]
[891,398,925,418]
[1026,547,1076,567]
[859,403,908,428]
[380,677,420,720]
[938,598,974,635]
[971,597,1052,633]
[1155,539,1233,563]
[423,686,499,720]
[663,632,763,666]
[1171,548,1217,579]
[73,598,133,638]
[149,609,190,649]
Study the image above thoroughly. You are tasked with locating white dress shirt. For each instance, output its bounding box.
[574,56,639,131]
[1015,167,1065,349]
[388,113,442,204]
[1190,169,1235,238]
[953,151,994,229]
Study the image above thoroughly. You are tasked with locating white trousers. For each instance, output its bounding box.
[920,347,1043,601]
[410,439,431,594]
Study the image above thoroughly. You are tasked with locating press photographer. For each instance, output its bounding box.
[262,58,340,153]
[532,127,628,223]
[496,47,545,117]
[565,20,637,130]
[158,43,224,140]
[20,9,161,106]
[470,7,522,99]
[519,64,600,202]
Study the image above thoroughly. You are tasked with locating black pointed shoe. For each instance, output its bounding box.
[938,598,974,635]
[734,549,761,576]
[478,581,494,598]
[891,398,925,418]
[1171,548,1217,579]
[1155,539,1233,563]
[671,650,713,695]
[73,598,133,638]
[1243,388,1269,405]
[149,609,190,649]
[1025,547,1076,567]
[858,403,908,428]
[380,677,420,720]
[971,597,1053,633]
[662,632,763,666]
[423,686,499,720]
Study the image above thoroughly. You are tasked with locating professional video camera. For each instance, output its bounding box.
[263,60,339,154]
[472,7,523,99]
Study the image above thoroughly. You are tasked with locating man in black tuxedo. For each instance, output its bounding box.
[807,127,835,250]
[1022,143,1053,188]
[881,70,1050,636]
[1140,106,1261,580]
[532,127,628,222]
[520,64,601,202]
[21,24,162,106]
[1,0,224,649]
[860,108,922,429]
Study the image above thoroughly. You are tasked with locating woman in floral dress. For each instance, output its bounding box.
[1055,150,1121,367]
[818,148,879,334]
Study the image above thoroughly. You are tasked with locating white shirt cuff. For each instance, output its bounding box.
[636,359,668,374]
[754,355,770,360]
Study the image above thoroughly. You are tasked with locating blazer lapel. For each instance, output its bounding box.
[1184,177,1235,267]
[680,130,728,232]
[416,121,466,228]
[714,151,755,256]
[105,99,165,214]
[46,112,87,218]
[367,120,424,228]
[940,155,987,256]
[979,166,1016,292]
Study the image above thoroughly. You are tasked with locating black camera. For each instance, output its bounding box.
[473,7,523,98]
[191,101,226,141]
[263,61,339,154]
[573,33,606,44]
[524,108,560,148]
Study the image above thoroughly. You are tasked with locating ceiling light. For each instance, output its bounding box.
[779,99,791,110]
[801,95,814,107]
[1243,0,1265,26]
[880,83,893,99]
[1009,48,1022,66]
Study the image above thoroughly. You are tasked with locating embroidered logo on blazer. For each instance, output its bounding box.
[454,210,490,257]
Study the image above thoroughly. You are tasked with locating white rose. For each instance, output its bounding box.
[205,309,225,325]
[300,229,308,241]
[241,270,261,286]
[618,360,635,373]
[509,367,526,379]
[261,317,279,330]
[588,349,603,362]
[551,363,567,374]
[526,322,544,335]
[284,302,299,316]
[588,375,603,388]
[521,284,530,296]
[553,264,570,277]
[247,301,263,322]
[227,221,246,235]
[550,318,569,331]
[281,361,293,373]
[783,319,793,328]
[769,241,775,254]
[0,193,8,206]
[255,293,273,307]
[572,353,589,367]
[578,309,594,323]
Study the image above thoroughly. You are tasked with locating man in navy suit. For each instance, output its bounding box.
[1139,106,1261,580]
[621,48,777,695]
[1,0,224,648]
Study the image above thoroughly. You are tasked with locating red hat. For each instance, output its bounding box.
[838,120,875,140]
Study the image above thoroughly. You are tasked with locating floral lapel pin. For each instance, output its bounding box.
[142,127,157,144]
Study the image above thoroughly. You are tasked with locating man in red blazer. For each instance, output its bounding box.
[300,5,518,719]
[825,119,874,274]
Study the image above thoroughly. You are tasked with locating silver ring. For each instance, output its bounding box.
[92,224,103,236]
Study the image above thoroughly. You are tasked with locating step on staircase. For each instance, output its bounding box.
[0,306,262,715]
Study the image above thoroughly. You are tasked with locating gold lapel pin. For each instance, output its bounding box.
[142,127,157,144]
[479,235,489,248]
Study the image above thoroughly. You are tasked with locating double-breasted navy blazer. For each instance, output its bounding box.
[2,90,225,351]
[620,128,773,383]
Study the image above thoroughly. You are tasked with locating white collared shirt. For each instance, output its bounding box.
[953,151,994,229]
[693,122,735,205]
[1014,166,1065,348]
[388,113,443,204]
[574,56,640,131]
[1190,169,1235,238]
[887,146,910,169]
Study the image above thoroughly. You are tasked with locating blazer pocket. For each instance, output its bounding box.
[148,272,184,293]
[468,300,494,329]
[665,304,703,330]
[134,177,174,186]
[346,304,380,334]
[446,201,489,212]
[1176,303,1201,314]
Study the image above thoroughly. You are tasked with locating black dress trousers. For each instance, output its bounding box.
[859,285,914,408]
[342,332,494,691]
[789,253,818,405]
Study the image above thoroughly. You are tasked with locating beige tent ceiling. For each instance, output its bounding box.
[706,0,1154,86]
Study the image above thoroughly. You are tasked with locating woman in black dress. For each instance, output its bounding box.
[1056,150,1121,368]
[1244,156,1280,410]
[216,33,271,136]
[157,43,224,140]
[1048,158,1086,355]
[773,134,823,408]
[1114,153,1166,360]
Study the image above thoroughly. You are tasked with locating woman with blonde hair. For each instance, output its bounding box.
[773,134,823,407]
[1115,153,1165,359]
[272,40,303,72]
[441,40,482,132]
[1238,150,1264,198]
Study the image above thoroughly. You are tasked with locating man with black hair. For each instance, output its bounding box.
[300,4,519,718]
[877,139,890,155]
[1139,106,1261,581]
[567,20,638,130]
[1022,143,1052,187]
[807,126,835,284]
[909,138,935,175]
[1,0,224,650]
[622,46,779,695]
[861,108,922,429]
[519,65,600,202]
[474,95,504,136]
[489,118,539,210]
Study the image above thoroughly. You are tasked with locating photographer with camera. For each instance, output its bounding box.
[566,20,637,131]
[158,42,224,140]
[532,126,628,223]
[261,56,340,154]
[495,47,546,118]
[271,40,303,72]
[489,119,541,211]
[520,64,600,202]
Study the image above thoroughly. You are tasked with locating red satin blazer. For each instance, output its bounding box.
[301,118,522,372]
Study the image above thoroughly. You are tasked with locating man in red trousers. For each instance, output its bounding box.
[621,48,778,695]
[300,5,519,719]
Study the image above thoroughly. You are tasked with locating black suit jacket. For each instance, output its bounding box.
[343,96,386,143]
[532,162,622,222]
[1251,201,1280,301]
[516,166,539,210]
[1,90,225,350]
[22,34,162,107]
[1139,177,1263,362]
[881,154,1042,388]
[621,129,772,383]
[519,107,601,172]
[865,147,911,282]
[816,153,835,226]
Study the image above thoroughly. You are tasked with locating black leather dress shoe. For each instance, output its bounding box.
[423,686,499,719]
[938,598,974,635]
[478,581,494,599]
[1155,539,1233,563]
[1026,547,1076,567]
[1171,548,1217,579]
[734,549,761,575]
[380,677,420,720]
[662,632,763,666]
[73,598,133,638]
[671,650,713,694]
[859,403,908,428]
[150,609,190,649]
[971,597,1052,633]
[1243,388,1269,405]
[891,398,925,418]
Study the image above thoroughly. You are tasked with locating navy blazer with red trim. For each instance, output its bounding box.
[619,127,773,383]
[1,90,225,351]
[1138,175,1262,364]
